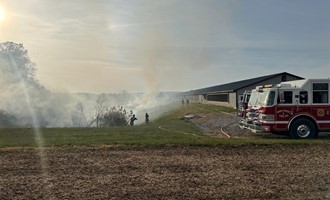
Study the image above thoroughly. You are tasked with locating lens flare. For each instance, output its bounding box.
[0,6,5,22]
[8,53,54,198]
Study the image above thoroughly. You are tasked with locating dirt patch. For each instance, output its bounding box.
[1,145,330,199]
[189,112,257,138]
[189,112,330,139]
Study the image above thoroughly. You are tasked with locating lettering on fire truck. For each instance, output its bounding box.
[277,110,291,118]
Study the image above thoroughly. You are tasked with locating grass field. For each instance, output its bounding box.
[1,103,330,199]
[0,103,328,148]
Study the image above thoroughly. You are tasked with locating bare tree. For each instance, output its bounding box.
[0,41,48,127]
[71,101,88,127]
[87,94,130,127]
[0,42,37,84]
[88,94,107,127]
[99,108,128,127]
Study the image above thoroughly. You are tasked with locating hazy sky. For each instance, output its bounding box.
[0,0,329,93]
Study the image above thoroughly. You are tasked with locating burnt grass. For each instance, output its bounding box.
[1,144,330,200]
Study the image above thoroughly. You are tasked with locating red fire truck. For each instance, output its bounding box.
[239,79,330,138]
[237,91,251,117]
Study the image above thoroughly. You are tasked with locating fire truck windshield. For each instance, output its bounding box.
[248,90,259,106]
[256,90,276,106]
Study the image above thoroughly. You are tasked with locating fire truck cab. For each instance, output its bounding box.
[239,79,330,138]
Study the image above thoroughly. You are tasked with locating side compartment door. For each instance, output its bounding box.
[275,90,294,130]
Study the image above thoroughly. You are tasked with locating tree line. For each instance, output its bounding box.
[0,41,133,128]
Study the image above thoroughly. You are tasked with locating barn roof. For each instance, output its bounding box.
[184,72,304,95]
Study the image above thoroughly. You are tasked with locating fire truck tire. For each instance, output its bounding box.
[289,118,316,139]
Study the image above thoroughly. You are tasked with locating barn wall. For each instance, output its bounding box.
[204,100,232,107]
[228,92,237,108]
[200,92,235,108]
[185,95,206,103]
[184,73,303,109]
[235,74,303,108]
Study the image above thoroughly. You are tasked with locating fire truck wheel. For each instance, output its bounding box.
[289,118,316,139]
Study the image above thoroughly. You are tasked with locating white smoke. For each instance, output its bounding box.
[0,77,180,127]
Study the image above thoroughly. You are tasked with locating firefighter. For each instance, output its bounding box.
[129,114,137,126]
[145,113,149,124]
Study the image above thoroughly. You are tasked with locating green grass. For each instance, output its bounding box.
[0,103,329,148]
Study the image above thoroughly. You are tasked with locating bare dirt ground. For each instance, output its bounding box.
[1,112,330,199]
[189,111,253,138]
[1,145,330,200]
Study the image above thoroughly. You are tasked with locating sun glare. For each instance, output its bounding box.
[0,6,5,22]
